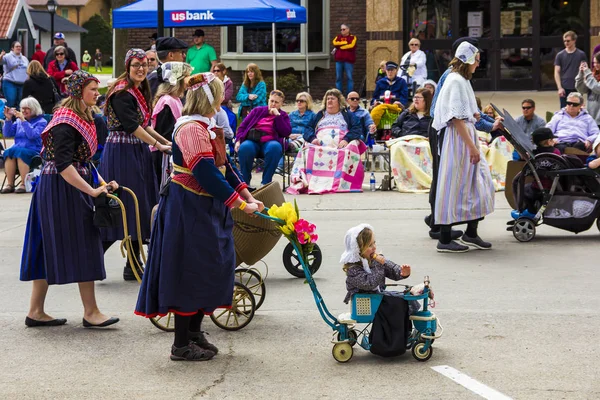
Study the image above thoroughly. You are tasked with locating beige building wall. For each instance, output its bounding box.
[591,0,600,55]
[365,0,403,94]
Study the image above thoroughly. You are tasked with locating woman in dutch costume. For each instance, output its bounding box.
[135,73,264,361]
[20,70,120,328]
[431,42,495,253]
[100,49,171,280]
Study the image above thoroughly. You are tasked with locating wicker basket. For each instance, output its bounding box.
[232,182,285,266]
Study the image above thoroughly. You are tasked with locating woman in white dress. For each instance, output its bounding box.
[431,42,495,253]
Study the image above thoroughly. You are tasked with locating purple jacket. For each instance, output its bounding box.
[546,108,599,144]
[236,106,291,147]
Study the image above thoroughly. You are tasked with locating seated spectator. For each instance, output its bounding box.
[546,92,599,153]
[515,99,546,136]
[276,92,315,173]
[576,56,600,129]
[346,91,375,141]
[212,62,237,133]
[391,88,432,138]
[236,63,267,121]
[587,134,600,169]
[287,88,366,195]
[47,46,78,96]
[1,97,46,193]
[420,79,437,97]
[371,61,408,108]
[482,103,504,140]
[235,90,291,187]
[22,60,56,115]
[399,38,427,86]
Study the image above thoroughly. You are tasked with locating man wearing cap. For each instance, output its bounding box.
[31,44,45,64]
[148,37,189,96]
[371,61,408,107]
[43,32,77,69]
[186,29,218,74]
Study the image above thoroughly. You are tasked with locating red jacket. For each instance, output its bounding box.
[47,60,79,94]
[31,50,46,64]
[332,34,357,64]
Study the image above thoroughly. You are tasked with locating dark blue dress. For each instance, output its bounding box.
[135,121,247,317]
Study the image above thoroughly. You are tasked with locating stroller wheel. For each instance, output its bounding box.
[596,218,600,232]
[150,312,175,332]
[411,341,433,362]
[332,342,353,363]
[282,243,322,278]
[210,282,256,331]
[513,218,536,242]
[235,268,266,310]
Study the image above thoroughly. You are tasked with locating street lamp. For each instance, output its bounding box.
[46,0,58,48]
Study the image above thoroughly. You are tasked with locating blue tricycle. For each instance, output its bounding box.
[256,210,443,363]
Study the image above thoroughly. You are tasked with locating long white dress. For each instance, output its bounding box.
[431,72,495,225]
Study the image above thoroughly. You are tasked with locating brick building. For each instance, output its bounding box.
[124,0,599,99]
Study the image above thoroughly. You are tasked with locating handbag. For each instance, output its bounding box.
[93,188,123,228]
[50,78,62,104]
[246,128,268,143]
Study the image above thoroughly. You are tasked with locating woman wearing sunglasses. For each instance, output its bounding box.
[47,46,78,96]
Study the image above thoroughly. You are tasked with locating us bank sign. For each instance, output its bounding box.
[171,10,215,22]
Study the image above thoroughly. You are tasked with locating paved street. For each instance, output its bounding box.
[0,178,599,399]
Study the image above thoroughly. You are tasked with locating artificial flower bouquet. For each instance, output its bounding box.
[267,200,318,262]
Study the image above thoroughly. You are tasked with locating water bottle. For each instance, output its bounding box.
[370,173,376,192]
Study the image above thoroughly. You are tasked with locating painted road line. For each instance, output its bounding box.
[432,365,513,400]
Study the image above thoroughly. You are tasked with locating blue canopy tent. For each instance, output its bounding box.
[112,0,308,89]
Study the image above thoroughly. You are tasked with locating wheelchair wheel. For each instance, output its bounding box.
[513,218,536,242]
[332,342,353,363]
[283,243,322,278]
[210,282,256,331]
[150,312,175,332]
[235,267,266,310]
[411,341,433,362]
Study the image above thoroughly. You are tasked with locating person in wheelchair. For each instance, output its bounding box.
[399,38,427,89]
[390,88,432,138]
[370,61,408,129]
[1,96,46,193]
[340,224,424,315]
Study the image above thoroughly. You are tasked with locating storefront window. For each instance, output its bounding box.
[408,0,452,40]
[500,0,532,37]
[458,1,490,39]
[540,0,587,36]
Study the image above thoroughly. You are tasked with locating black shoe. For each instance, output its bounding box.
[424,214,432,228]
[460,234,492,250]
[189,331,219,354]
[429,229,463,240]
[25,316,67,327]
[436,241,469,253]
[123,265,142,281]
[170,342,215,361]
[247,186,257,192]
[82,317,120,328]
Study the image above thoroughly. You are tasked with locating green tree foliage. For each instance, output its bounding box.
[81,14,112,63]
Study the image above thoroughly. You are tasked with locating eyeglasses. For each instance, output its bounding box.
[347,97,359,101]
[213,69,221,72]
[522,106,533,110]
[413,96,424,100]
[566,101,581,107]
[296,99,307,103]
[409,43,419,47]
[148,58,156,62]
[55,53,65,56]
[130,63,149,70]
[271,90,284,96]
[564,39,572,43]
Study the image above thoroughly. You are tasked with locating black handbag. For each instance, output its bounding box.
[50,78,62,104]
[93,188,123,228]
[246,128,268,143]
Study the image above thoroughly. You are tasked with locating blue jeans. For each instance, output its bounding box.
[336,62,354,94]
[238,140,283,185]
[3,80,23,109]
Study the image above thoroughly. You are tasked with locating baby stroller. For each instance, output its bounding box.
[492,104,600,242]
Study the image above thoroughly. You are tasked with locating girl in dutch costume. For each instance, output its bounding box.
[100,49,172,280]
[135,73,264,361]
[431,42,495,253]
[20,70,120,328]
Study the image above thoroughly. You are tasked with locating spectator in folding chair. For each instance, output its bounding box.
[370,61,407,128]
[1,96,46,193]
[276,91,315,173]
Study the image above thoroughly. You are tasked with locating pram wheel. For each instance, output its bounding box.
[235,268,266,310]
[411,341,433,362]
[150,312,175,332]
[513,218,536,242]
[332,342,353,363]
[282,243,322,278]
[210,282,256,331]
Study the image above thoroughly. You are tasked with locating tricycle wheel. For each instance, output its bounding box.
[150,312,175,332]
[332,342,353,363]
[513,218,536,242]
[210,282,255,331]
[235,268,266,310]
[282,243,322,278]
[411,341,433,362]
[337,329,358,346]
